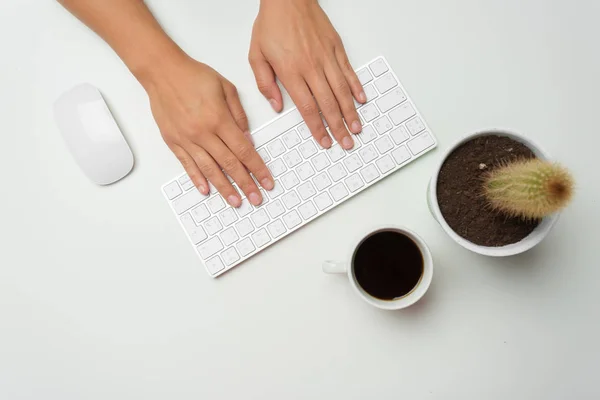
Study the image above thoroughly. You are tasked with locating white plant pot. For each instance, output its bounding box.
[427,129,560,257]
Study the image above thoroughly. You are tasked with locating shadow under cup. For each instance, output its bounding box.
[350,228,430,306]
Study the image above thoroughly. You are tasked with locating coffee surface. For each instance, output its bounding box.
[353,231,423,300]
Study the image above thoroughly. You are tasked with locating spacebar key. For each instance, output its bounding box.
[252,109,304,148]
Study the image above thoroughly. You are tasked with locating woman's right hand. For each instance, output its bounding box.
[140,53,274,208]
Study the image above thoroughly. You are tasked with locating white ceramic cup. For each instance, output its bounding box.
[322,225,433,310]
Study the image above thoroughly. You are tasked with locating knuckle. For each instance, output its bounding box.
[221,156,239,172]
[235,144,255,163]
[320,96,337,112]
[334,79,350,94]
[197,160,218,177]
[300,102,318,117]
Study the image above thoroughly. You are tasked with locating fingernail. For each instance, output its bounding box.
[261,177,274,190]
[227,195,241,208]
[359,91,367,103]
[244,130,254,146]
[342,136,354,150]
[320,136,332,149]
[269,99,279,112]
[198,184,207,195]
[351,120,362,133]
[248,191,262,206]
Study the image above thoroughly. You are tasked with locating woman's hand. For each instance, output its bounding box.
[249,0,366,150]
[140,54,274,207]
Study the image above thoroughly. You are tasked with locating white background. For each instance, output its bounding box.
[1,0,599,398]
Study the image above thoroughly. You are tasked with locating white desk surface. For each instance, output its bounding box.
[1,0,599,398]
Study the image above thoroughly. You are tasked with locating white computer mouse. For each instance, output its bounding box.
[53,83,134,185]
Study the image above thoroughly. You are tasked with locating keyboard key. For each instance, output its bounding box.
[197,237,224,260]
[236,218,254,237]
[392,145,412,165]
[390,126,410,145]
[376,88,407,113]
[311,153,331,172]
[236,238,256,257]
[360,103,380,122]
[357,67,373,85]
[314,192,333,210]
[299,141,318,159]
[298,201,318,220]
[345,174,365,193]
[328,164,348,182]
[283,210,302,229]
[389,103,416,125]
[205,256,225,275]
[253,109,303,146]
[251,209,270,228]
[330,183,349,201]
[207,196,226,214]
[406,117,426,136]
[219,208,238,227]
[359,144,378,164]
[282,129,301,148]
[326,145,346,163]
[343,154,363,173]
[235,198,254,218]
[266,199,286,218]
[297,162,316,180]
[173,189,208,214]
[252,229,271,248]
[281,171,300,190]
[374,73,397,93]
[164,181,182,200]
[360,164,380,183]
[375,136,394,154]
[267,180,285,199]
[407,132,435,155]
[205,217,223,235]
[267,219,287,239]
[375,155,395,174]
[283,149,303,168]
[191,204,210,223]
[220,227,239,246]
[313,172,332,191]
[364,84,379,102]
[221,247,240,266]
[257,148,271,163]
[281,190,301,209]
[181,214,208,244]
[178,174,194,191]
[298,181,317,200]
[267,139,286,158]
[373,116,393,134]
[297,123,311,139]
[358,125,378,144]
[268,159,287,177]
[369,58,389,77]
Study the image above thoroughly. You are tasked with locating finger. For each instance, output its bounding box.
[284,76,332,149]
[170,144,209,195]
[334,46,366,104]
[307,72,354,150]
[249,49,283,112]
[218,119,274,193]
[201,133,265,207]
[324,57,363,135]
[222,81,250,134]
[187,142,242,208]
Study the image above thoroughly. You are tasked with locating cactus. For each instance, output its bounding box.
[483,158,574,220]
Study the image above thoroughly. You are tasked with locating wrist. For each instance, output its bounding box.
[125,36,189,90]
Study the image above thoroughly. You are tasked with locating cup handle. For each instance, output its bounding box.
[322,260,347,274]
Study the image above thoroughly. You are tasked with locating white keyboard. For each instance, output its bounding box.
[161,56,437,277]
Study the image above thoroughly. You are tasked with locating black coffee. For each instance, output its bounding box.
[353,231,423,300]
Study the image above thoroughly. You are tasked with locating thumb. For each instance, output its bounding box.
[249,51,283,112]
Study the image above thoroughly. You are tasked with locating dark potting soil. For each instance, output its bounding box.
[436,135,540,247]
